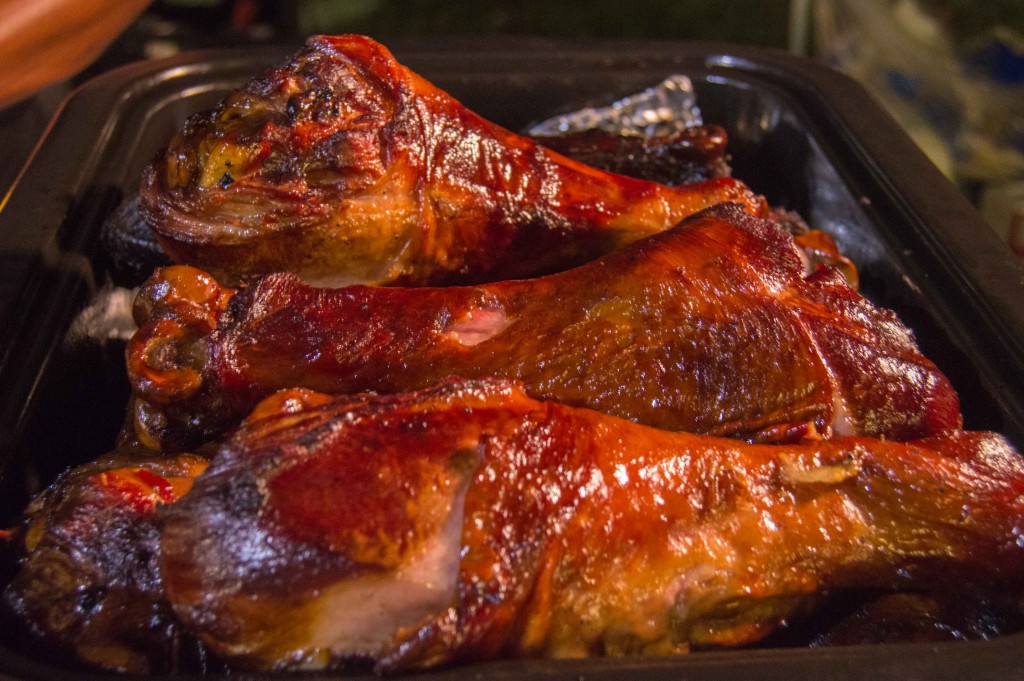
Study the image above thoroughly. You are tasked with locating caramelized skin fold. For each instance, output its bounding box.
[532,125,732,185]
[128,204,959,450]
[4,452,207,673]
[140,34,766,287]
[159,380,1024,672]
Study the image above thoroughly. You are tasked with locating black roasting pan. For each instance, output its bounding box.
[1,37,1023,681]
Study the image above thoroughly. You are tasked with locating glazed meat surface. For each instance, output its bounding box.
[159,379,1024,672]
[127,203,959,451]
[140,34,766,287]
[102,127,738,288]
[532,125,732,185]
[3,451,208,673]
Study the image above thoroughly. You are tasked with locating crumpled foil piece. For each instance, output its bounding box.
[67,285,139,344]
[527,74,702,137]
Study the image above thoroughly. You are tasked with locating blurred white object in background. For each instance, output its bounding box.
[979,181,1024,258]
[813,0,1024,258]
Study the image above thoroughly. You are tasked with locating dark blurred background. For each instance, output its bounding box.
[101,0,799,55]
[4,0,803,206]
[3,0,1024,255]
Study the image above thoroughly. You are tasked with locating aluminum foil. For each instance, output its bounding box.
[527,74,702,137]
[67,285,138,345]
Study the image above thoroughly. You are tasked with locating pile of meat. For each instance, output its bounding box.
[4,34,1024,675]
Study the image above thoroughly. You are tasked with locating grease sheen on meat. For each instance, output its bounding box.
[3,452,208,673]
[140,34,767,287]
[127,203,960,451]
[160,379,1024,672]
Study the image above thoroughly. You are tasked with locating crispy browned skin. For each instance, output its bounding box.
[159,379,1024,672]
[140,34,767,287]
[532,125,732,185]
[3,451,207,673]
[794,229,859,289]
[127,203,959,451]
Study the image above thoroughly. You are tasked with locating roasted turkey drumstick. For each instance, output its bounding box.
[7,381,1017,672]
[3,451,208,673]
[159,379,1024,672]
[140,34,766,287]
[128,203,959,451]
